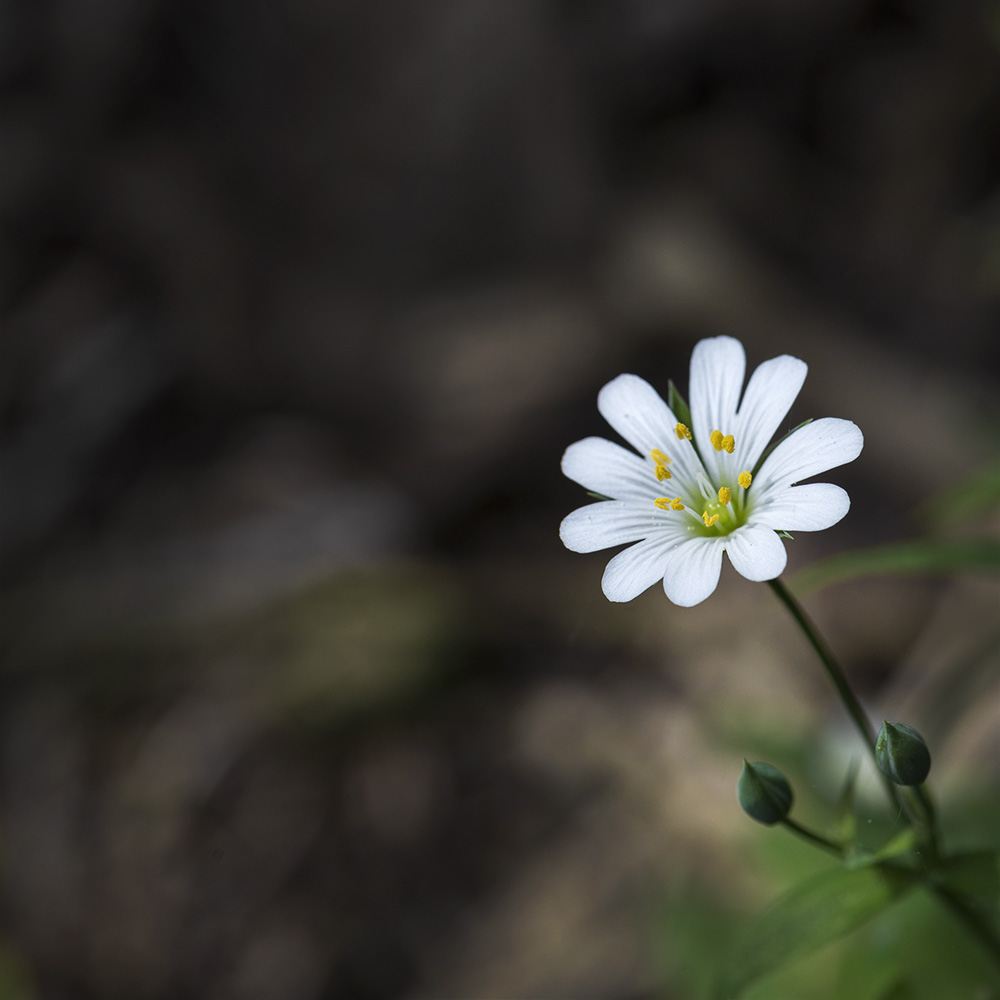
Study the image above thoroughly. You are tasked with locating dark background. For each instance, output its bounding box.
[1,1,999,998]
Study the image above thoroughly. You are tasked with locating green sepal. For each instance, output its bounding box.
[586,491,613,501]
[667,379,693,430]
[668,379,706,464]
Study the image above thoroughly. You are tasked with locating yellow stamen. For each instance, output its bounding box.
[655,465,672,481]
[702,511,719,528]
[738,470,752,489]
[650,449,672,465]
[721,434,735,453]
[670,497,685,511]
[674,422,692,441]
[718,486,731,505]
[654,498,672,510]
[710,429,724,451]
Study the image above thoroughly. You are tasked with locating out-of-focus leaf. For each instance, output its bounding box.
[919,459,1000,529]
[714,863,920,999]
[932,852,1000,916]
[857,827,921,867]
[836,760,859,850]
[790,540,1000,595]
[872,979,916,1000]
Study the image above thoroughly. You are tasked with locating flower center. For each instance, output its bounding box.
[649,431,753,536]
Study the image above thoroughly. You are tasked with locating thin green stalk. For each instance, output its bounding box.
[767,578,908,820]
[780,817,843,858]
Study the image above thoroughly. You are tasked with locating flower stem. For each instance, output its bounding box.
[780,817,843,858]
[767,578,907,819]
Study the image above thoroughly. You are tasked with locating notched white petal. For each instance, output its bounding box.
[597,374,673,456]
[561,436,658,500]
[559,501,660,553]
[724,525,787,582]
[751,483,850,532]
[689,336,746,461]
[754,418,863,494]
[735,355,807,472]
[601,537,673,602]
[661,537,725,607]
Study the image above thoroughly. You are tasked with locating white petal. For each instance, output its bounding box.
[689,337,745,470]
[751,483,850,532]
[596,374,703,483]
[601,536,676,602]
[753,418,864,495]
[560,500,675,553]
[561,437,658,500]
[724,525,787,582]
[661,537,725,607]
[735,355,808,472]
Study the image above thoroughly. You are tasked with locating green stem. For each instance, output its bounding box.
[767,578,908,820]
[780,817,843,858]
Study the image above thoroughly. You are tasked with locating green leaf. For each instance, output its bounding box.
[919,458,1000,529]
[790,540,1000,595]
[835,760,859,849]
[932,851,1000,915]
[857,827,921,867]
[715,863,920,999]
[667,379,692,430]
[872,979,916,1000]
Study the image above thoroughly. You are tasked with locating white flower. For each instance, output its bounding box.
[559,336,863,607]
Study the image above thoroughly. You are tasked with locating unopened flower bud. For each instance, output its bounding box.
[875,721,931,786]
[737,760,793,825]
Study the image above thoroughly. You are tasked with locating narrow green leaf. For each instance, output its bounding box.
[919,458,1000,529]
[714,863,919,999]
[790,540,1000,596]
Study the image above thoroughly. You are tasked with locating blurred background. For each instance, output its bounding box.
[1,1,999,997]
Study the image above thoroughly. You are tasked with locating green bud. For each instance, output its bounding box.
[875,721,931,786]
[737,760,793,825]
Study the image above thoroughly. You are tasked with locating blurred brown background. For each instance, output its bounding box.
[1,1,999,998]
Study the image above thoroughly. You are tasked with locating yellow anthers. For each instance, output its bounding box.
[654,464,672,481]
[650,449,672,466]
[702,511,720,528]
[718,486,731,505]
[674,422,692,441]
[721,434,735,453]
[655,496,686,512]
[710,429,724,451]
[738,470,752,489]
